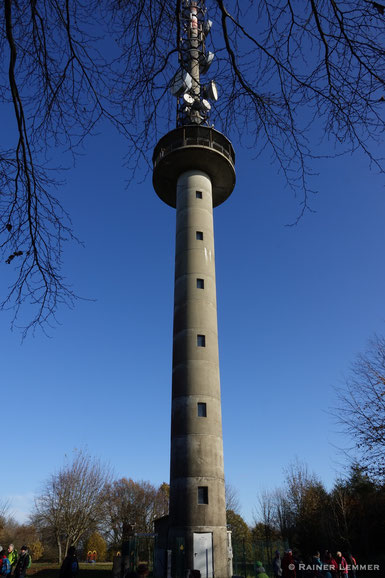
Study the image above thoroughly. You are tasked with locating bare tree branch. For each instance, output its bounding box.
[31,450,111,563]
[334,334,385,480]
[1,0,385,333]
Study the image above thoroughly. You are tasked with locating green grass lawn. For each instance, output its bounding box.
[28,562,113,578]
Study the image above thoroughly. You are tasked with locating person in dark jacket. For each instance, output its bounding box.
[59,547,79,578]
[311,552,322,577]
[273,551,283,578]
[13,547,30,578]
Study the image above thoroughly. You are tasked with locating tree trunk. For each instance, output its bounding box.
[57,536,62,565]
[65,537,71,559]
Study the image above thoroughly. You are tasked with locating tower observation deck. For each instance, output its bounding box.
[153,125,235,208]
[152,2,236,577]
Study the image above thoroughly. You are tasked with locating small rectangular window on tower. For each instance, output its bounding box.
[198,486,209,504]
[196,191,203,199]
[196,231,203,240]
[197,278,204,289]
[197,402,207,417]
[197,334,206,347]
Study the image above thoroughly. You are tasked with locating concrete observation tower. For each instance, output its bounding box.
[153,1,235,576]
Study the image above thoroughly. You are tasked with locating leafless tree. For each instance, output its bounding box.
[283,460,317,515]
[253,490,282,563]
[0,498,10,518]
[268,488,290,540]
[31,450,111,563]
[0,499,12,540]
[102,478,169,549]
[2,0,385,333]
[225,482,241,513]
[334,334,385,480]
[255,489,279,529]
[330,482,352,548]
[259,460,331,550]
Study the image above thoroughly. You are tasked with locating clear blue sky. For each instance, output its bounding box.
[2,116,384,526]
[2,14,385,526]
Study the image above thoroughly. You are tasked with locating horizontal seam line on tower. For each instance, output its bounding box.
[172,433,223,439]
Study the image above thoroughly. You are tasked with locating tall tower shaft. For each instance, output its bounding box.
[153,3,235,577]
[153,131,235,578]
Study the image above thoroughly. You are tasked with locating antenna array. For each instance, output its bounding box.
[170,0,218,126]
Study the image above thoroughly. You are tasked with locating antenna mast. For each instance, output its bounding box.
[171,0,217,126]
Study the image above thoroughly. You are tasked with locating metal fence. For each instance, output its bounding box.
[121,534,157,575]
[118,536,288,578]
[232,539,289,578]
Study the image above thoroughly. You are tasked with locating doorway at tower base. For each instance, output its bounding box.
[153,516,233,578]
[192,532,212,577]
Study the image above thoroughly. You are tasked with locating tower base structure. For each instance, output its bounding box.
[153,126,235,578]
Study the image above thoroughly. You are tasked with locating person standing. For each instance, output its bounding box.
[7,546,17,573]
[256,561,270,578]
[323,551,338,578]
[311,552,322,577]
[273,551,283,578]
[346,554,356,578]
[282,550,296,578]
[59,547,79,578]
[335,552,348,578]
[0,551,11,576]
[13,547,30,578]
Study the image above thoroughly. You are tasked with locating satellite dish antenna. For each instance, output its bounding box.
[201,99,211,111]
[203,20,213,36]
[199,52,214,75]
[170,69,193,97]
[203,80,218,101]
[183,93,195,105]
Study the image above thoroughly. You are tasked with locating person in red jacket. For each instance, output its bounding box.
[323,551,338,578]
[323,550,338,578]
[335,552,348,577]
[282,550,296,578]
[346,553,357,578]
